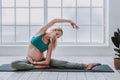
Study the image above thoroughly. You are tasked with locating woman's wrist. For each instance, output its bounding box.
[68,20,72,23]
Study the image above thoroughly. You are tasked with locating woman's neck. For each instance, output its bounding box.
[44,33,50,40]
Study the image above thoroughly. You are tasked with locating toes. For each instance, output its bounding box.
[95,63,101,66]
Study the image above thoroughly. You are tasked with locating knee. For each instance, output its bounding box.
[11,61,21,68]
[11,60,34,70]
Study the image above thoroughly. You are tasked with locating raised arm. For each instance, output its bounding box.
[51,19,78,29]
[35,18,79,35]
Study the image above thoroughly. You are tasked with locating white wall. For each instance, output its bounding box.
[0,0,119,56]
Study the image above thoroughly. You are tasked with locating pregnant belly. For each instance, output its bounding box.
[27,45,44,61]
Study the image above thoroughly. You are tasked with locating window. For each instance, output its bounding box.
[0,0,109,46]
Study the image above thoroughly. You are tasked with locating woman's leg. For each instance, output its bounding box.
[11,59,34,70]
[50,59,101,70]
[50,59,86,69]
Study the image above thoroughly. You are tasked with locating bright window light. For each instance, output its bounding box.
[0,0,109,46]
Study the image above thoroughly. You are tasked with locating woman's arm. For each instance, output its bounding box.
[35,43,53,65]
[51,19,79,29]
[35,18,79,35]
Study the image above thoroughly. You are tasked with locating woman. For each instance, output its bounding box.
[11,19,101,70]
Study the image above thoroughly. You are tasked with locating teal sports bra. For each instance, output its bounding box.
[31,34,50,52]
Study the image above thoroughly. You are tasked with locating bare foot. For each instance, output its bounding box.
[86,63,101,70]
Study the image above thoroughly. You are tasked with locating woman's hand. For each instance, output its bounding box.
[26,57,34,64]
[70,21,79,29]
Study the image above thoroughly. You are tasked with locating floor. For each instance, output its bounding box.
[0,56,120,80]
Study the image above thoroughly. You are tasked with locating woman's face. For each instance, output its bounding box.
[50,30,62,40]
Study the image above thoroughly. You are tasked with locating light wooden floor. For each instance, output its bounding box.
[0,56,120,80]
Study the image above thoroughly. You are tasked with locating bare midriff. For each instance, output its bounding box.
[27,44,44,61]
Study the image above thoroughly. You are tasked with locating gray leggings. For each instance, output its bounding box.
[11,58,85,70]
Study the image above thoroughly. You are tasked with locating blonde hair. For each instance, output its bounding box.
[51,28,63,50]
[40,27,63,50]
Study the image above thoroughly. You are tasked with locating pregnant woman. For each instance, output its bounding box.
[11,19,101,70]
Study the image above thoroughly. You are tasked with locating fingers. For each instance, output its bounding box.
[71,23,75,28]
[70,23,79,29]
[74,25,79,29]
[72,24,79,29]
[76,25,79,29]
[27,57,34,64]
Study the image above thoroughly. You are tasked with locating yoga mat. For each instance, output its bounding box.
[0,64,114,72]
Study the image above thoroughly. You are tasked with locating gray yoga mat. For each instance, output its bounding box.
[0,64,114,72]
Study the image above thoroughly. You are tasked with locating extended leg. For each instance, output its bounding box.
[11,59,34,70]
[50,59,85,69]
